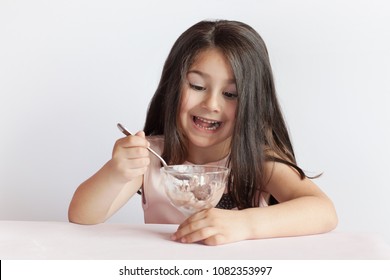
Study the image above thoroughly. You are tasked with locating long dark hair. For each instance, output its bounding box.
[144,20,306,208]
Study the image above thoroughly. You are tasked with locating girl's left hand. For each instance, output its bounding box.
[171,208,249,245]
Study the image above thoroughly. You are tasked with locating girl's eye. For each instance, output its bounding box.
[223,92,238,99]
[189,83,206,91]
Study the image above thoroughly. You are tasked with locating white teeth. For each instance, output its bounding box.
[193,116,221,130]
[195,123,218,130]
[195,116,220,124]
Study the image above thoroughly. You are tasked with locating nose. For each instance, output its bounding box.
[202,91,221,112]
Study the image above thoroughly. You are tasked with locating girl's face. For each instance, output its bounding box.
[179,48,238,160]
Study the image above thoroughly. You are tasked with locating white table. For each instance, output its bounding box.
[1,220,389,259]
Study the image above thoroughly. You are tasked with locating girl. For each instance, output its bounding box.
[68,19,338,245]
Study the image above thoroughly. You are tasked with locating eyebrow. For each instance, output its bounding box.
[187,70,236,84]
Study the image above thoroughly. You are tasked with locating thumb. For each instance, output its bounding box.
[135,130,146,138]
[135,131,149,147]
[135,131,150,147]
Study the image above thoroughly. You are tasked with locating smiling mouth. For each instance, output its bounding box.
[192,116,222,130]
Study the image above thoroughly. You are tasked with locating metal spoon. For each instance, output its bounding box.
[117,123,168,167]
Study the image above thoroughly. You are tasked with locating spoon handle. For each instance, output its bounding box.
[117,123,168,167]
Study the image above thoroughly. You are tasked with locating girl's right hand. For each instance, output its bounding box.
[108,131,151,183]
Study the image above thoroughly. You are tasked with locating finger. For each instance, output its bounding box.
[112,147,149,162]
[174,225,218,244]
[121,146,150,160]
[116,134,150,149]
[110,158,149,183]
[123,157,150,169]
[113,155,150,170]
[176,209,209,230]
[113,138,150,160]
[122,166,149,178]
[130,131,150,148]
[172,214,208,240]
[134,130,146,138]
[202,234,227,246]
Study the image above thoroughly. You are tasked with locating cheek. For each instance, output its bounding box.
[178,92,191,126]
[179,95,188,118]
[179,90,199,116]
[226,103,238,121]
[226,104,237,133]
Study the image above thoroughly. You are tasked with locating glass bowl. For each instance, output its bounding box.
[160,165,230,217]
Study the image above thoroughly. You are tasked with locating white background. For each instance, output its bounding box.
[1,0,389,243]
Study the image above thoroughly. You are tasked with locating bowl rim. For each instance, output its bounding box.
[160,164,230,175]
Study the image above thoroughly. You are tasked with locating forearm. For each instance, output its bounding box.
[244,195,338,239]
[68,161,141,224]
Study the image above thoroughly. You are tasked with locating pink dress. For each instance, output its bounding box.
[142,135,268,224]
